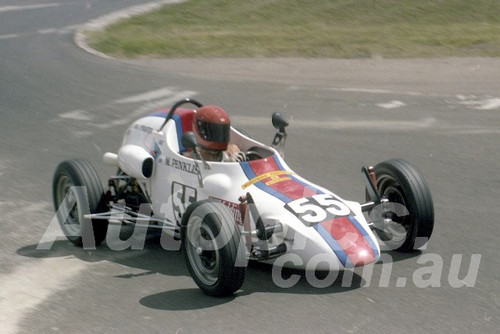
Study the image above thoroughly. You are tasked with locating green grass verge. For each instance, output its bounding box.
[87,0,500,58]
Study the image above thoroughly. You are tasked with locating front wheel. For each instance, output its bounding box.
[368,159,434,252]
[52,159,109,248]
[181,200,246,297]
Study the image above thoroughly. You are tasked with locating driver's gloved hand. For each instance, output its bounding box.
[231,151,247,162]
[223,151,246,162]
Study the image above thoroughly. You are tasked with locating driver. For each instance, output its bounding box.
[191,105,245,162]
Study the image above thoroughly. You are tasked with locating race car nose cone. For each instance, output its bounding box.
[314,216,379,268]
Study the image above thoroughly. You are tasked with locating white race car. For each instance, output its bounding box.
[52,98,434,296]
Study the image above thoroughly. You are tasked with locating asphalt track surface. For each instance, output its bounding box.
[1,1,499,333]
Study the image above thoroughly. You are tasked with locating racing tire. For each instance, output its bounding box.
[52,159,109,248]
[369,159,434,252]
[181,200,246,297]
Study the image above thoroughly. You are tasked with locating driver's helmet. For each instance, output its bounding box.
[193,105,230,151]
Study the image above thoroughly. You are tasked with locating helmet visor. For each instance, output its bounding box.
[197,119,230,144]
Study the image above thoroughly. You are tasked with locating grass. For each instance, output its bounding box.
[86,0,500,59]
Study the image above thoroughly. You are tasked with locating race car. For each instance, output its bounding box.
[52,98,434,296]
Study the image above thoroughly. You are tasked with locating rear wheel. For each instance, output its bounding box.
[181,200,246,296]
[52,159,109,248]
[369,159,434,252]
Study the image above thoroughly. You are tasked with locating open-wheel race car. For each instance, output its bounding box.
[52,98,434,296]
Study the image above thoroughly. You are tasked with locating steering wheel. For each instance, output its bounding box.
[243,151,262,161]
[159,98,203,131]
[244,147,269,161]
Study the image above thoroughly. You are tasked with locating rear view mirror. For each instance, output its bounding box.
[271,112,289,157]
[272,112,289,132]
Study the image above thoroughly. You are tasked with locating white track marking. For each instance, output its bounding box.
[38,24,79,35]
[457,95,500,110]
[0,257,88,334]
[327,87,422,96]
[376,100,407,109]
[477,98,500,110]
[56,87,197,130]
[232,116,437,131]
[233,115,500,134]
[0,33,18,40]
[59,110,94,121]
[0,24,78,40]
[95,90,196,129]
[128,92,197,115]
[0,3,60,13]
[0,200,90,334]
[115,87,178,104]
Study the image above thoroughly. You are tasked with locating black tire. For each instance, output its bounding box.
[181,200,246,297]
[368,159,434,252]
[52,159,109,248]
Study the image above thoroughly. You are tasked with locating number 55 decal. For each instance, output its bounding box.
[285,194,351,226]
[172,182,197,223]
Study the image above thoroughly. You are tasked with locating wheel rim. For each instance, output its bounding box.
[55,175,82,236]
[377,175,410,242]
[185,216,219,286]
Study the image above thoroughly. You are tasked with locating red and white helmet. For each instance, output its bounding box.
[193,105,230,151]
